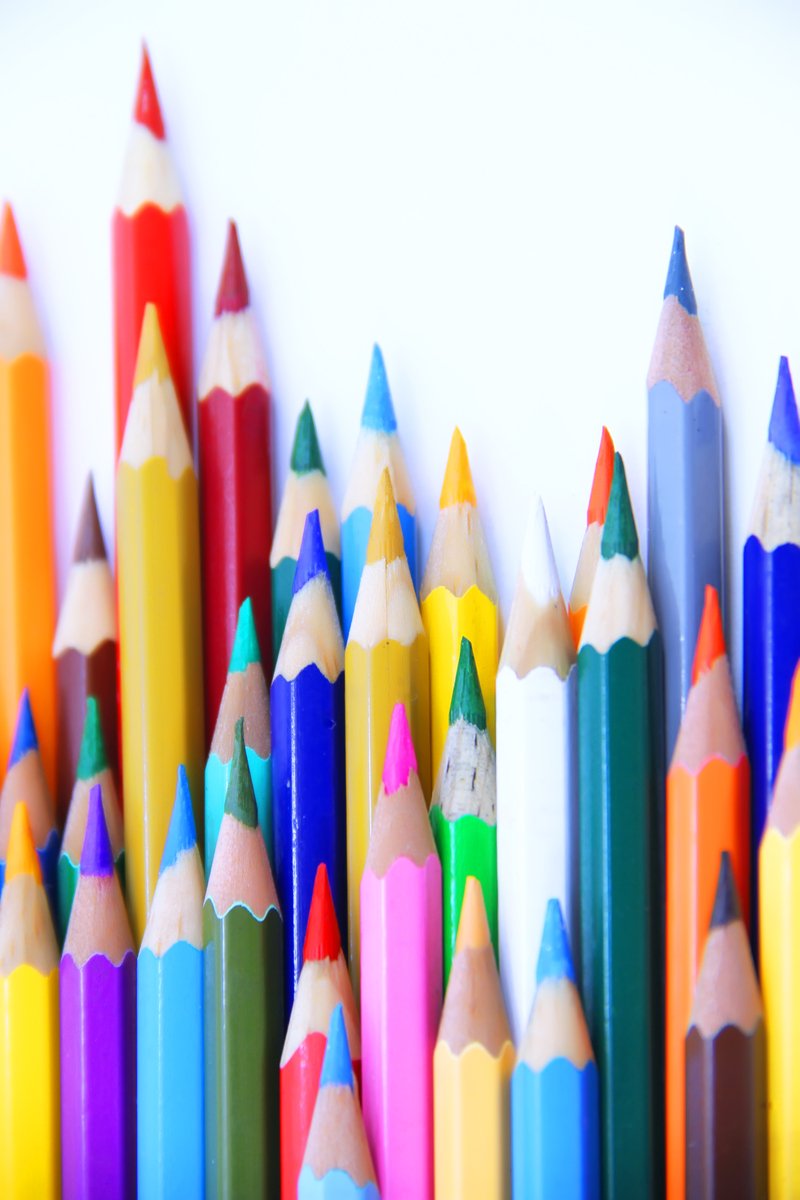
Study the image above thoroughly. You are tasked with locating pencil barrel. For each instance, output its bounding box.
[0,964,60,1199]
[272,551,342,664]
[55,640,118,825]
[433,1040,514,1200]
[272,666,346,1011]
[60,952,137,1200]
[341,501,416,641]
[361,856,441,1199]
[578,636,659,1198]
[496,665,578,1043]
[199,382,273,734]
[205,746,272,876]
[137,944,204,1199]
[430,808,497,982]
[204,902,283,1200]
[422,584,498,781]
[511,1059,599,1200]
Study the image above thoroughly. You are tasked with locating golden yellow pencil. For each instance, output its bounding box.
[345,468,429,986]
[760,660,800,1196]
[117,303,204,943]
[421,428,498,781]
[0,802,60,1198]
[434,875,514,1200]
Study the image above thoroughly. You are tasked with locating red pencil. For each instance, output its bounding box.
[199,221,273,730]
[112,45,192,453]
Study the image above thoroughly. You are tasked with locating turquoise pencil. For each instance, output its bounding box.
[137,765,205,1199]
[340,343,417,639]
[512,899,599,1199]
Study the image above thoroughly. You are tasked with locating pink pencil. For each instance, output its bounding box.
[361,702,442,1200]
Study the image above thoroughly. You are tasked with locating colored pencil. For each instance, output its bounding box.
[648,226,723,757]
[199,220,273,729]
[61,785,136,1200]
[0,802,60,1198]
[53,474,118,823]
[0,202,57,793]
[685,853,765,1199]
[204,717,283,1199]
[434,875,514,1200]
[272,510,346,1009]
[497,496,576,1043]
[759,660,800,1196]
[113,45,192,452]
[138,766,205,1200]
[430,635,497,983]
[205,595,271,873]
[341,344,417,640]
[361,703,441,1200]
[421,427,498,781]
[577,451,662,1197]
[117,303,204,942]
[512,899,599,1200]
[666,584,750,1200]
[271,400,341,660]
[744,355,800,919]
[58,696,124,939]
[0,689,59,917]
[345,469,430,986]
[568,426,615,648]
[298,1004,380,1200]
[282,866,361,1200]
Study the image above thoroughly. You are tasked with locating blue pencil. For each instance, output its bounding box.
[272,509,346,1013]
[512,899,599,1200]
[743,356,800,924]
[137,765,205,1199]
[0,688,59,918]
[299,1004,380,1200]
[341,343,417,639]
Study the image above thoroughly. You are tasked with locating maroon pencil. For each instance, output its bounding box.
[60,785,136,1199]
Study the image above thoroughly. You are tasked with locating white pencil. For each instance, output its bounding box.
[497,496,577,1044]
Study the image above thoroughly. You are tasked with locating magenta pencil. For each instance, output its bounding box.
[360,702,442,1200]
[60,785,136,1200]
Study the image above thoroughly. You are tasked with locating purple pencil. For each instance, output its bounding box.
[60,784,136,1200]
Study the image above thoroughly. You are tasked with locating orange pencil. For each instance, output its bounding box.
[0,204,57,793]
[568,427,614,649]
[665,585,750,1200]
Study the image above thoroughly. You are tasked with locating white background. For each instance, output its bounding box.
[1,1,798,692]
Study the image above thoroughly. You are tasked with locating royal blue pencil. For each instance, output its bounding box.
[272,510,346,1013]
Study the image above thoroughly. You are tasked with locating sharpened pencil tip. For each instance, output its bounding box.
[365,469,405,566]
[768,356,800,465]
[132,303,171,388]
[228,597,262,673]
[440,427,477,509]
[214,220,250,316]
[361,344,397,433]
[224,718,258,828]
[291,401,325,476]
[449,638,487,731]
[5,803,41,884]
[0,202,26,279]
[320,1004,355,1090]
[80,785,114,877]
[536,899,576,984]
[601,453,639,562]
[76,697,109,781]
[292,510,329,595]
[134,43,165,139]
[709,851,741,929]
[159,765,198,874]
[663,225,697,316]
[691,586,726,684]
[303,863,342,962]
[587,426,616,526]
[382,703,418,795]
[8,689,37,768]
[455,876,492,953]
[72,474,107,564]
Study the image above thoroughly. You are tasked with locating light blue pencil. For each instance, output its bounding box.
[512,899,599,1200]
[138,766,205,1199]
[340,343,417,640]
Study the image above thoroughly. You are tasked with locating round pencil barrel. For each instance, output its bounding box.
[0,803,60,1198]
[647,227,723,758]
[578,454,660,1197]
[113,47,192,452]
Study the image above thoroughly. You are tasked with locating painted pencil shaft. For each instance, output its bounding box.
[0,965,60,1198]
[204,903,283,1199]
[512,1060,599,1199]
[299,1170,379,1199]
[60,953,137,1200]
[138,944,204,1199]
[579,636,661,1197]
[434,1041,514,1200]
[496,666,577,1043]
[56,642,116,814]
[431,810,496,981]
[272,668,346,1009]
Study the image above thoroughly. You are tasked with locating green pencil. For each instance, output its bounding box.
[204,716,283,1199]
[577,451,662,1198]
[430,636,498,983]
[270,401,341,660]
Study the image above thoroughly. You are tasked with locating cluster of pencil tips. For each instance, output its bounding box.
[0,40,798,1200]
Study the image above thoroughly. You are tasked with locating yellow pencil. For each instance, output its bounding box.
[117,303,204,943]
[345,468,429,986]
[434,875,514,1200]
[0,802,60,1198]
[760,660,800,1197]
[421,428,498,781]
